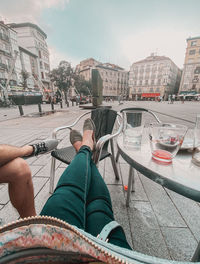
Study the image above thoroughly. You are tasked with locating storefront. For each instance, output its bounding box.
[142,93,160,100]
[179,91,198,101]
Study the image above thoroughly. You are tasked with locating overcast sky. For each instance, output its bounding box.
[1,0,200,70]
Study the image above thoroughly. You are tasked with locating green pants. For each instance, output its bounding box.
[40,146,131,250]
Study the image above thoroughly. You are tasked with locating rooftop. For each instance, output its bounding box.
[8,22,47,39]
[187,36,200,41]
[133,55,171,65]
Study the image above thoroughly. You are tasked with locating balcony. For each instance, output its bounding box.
[0,62,8,70]
[0,33,10,42]
[4,50,12,57]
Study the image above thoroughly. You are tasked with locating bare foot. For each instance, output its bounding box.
[82,130,94,151]
[73,141,82,152]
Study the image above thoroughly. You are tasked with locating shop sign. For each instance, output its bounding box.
[142,93,160,97]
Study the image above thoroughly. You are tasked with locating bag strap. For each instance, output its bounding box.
[97,221,120,242]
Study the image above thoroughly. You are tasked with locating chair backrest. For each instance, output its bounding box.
[91,108,117,150]
[120,107,161,129]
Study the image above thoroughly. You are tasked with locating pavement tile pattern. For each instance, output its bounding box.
[0,101,200,261]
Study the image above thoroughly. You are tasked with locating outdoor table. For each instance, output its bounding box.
[117,128,200,261]
[117,129,200,207]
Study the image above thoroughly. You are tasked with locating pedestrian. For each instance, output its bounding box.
[172,94,176,104]
[0,139,58,218]
[118,94,121,105]
[168,94,171,104]
[182,94,185,103]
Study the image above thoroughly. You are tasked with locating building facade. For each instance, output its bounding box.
[8,22,50,91]
[9,27,21,88]
[0,21,16,98]
[129,54,181,100]
[76,58,100,81]
[77,58,129,99]
[96,63,129,98]
[179,36,200,96]
[19,46,39,90]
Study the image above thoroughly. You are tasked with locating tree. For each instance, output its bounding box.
[49,61,73,103]
[50,60,92,101]
[20,70,29,90]
[73,75,92,96]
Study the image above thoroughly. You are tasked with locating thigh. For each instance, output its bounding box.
[86,163,132,250]
[0,158,25,183]
[41,146,92,229]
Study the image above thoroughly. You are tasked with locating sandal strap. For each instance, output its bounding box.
[97,221,120,242]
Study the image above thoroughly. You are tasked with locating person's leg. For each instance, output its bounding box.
[0,144,33,167]
[86,162,132,250]
[0,140,58,166]
[0,157,36,217]
[40,145,93,229]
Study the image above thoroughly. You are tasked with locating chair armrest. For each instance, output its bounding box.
[148,110,161,123]
[52,111,91,139]
[93,113,123,164]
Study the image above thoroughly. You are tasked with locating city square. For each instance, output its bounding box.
[0,100,200,262]
[0,0,200,262]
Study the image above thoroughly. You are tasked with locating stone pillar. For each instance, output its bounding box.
[18,105,24,116]
[92,69,103,107]
[38,103,42,113]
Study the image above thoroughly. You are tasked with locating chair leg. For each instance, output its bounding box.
[110,155,120,180]
[49,157,56,194]
[109,138,120,180]
[131,166,135,192]
[116,150,120,163]
[126,166,134,207]
[192,241,200,262]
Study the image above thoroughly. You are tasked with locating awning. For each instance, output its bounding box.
[142,93,160,97]
[10,86,24,91]
[179,91,197,95]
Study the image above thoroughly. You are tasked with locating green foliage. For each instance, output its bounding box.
[73,75,92,96]
[20,70,29,90]
[50,60,92,96]
[49,60,73,92]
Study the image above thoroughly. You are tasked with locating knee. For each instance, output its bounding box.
[12,158,31,182]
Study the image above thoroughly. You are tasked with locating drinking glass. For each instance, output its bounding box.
[194,114,200,148]
[123,110,144,147]
[149,123,188,163]
[192,114,200,166]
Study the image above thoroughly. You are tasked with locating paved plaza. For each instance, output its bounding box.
[0,100,200,262]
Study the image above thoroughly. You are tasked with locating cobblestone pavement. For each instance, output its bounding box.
[0,100,200,261]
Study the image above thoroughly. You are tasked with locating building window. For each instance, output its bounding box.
[192,84,196,90]
[145,80,148,85]
[41,72,44,79]
[38,50,42,58]
[189,49,196,55]
[191,41,197,46]
[194,67,200,74]
[188,58,194,63]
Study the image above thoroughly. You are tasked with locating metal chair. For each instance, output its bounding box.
[49,107,123,193]
[116,107,161,206]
